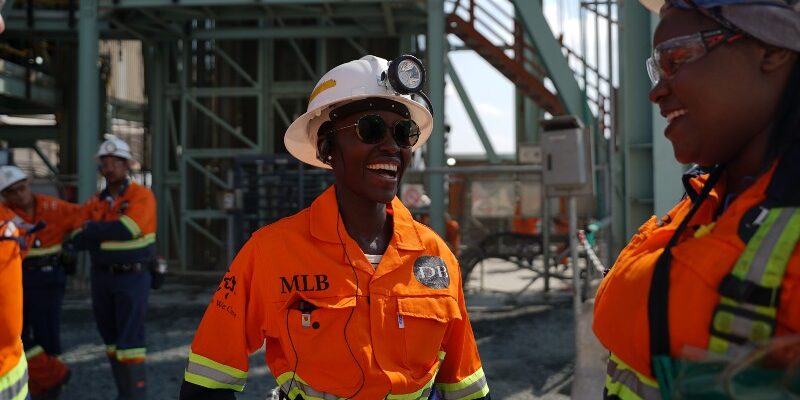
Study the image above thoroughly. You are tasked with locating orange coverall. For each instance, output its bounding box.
[182,186,489,400]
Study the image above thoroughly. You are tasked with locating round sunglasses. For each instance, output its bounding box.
[327,114,420,148]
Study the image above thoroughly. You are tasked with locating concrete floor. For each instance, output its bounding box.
[55,258,604,399]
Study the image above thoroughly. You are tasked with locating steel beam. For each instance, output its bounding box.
[512,0,584,119]
[32,144,60,176]
[185,96,258,148]
[446,59,499,164]
[427,0,445,236]
[618,1,653,249]
[192,25,368,40]
[103,0,418,8]
[650,13,684,216]
[77,0,99,202]
[145,43,169,259]
[0,76,60,109]
[0,126,58,145]
[259,27,276,154]
[179,39,190,271]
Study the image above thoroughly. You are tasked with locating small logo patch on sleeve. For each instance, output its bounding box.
[413,256,450,289]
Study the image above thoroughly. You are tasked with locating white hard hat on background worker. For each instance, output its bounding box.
[0,166,27,193]
[96,134,135,161]
[284,55,434,169]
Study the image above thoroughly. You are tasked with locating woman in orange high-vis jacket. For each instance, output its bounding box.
[593,1,800,399]
[180,55,490,400]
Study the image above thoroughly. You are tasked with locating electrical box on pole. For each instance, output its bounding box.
[540,115,594,198]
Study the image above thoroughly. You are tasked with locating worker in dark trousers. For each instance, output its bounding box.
[0,165,79,399]
[67,134,157,400]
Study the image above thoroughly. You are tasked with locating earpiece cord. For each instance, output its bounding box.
[285,299,300,398]
[336,209,367,399]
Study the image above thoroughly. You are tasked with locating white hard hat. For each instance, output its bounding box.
[96,134,134,161]
[0,165,27,192]
[284,55,434,169]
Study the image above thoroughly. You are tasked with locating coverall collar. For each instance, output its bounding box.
[310,185,425,251]
[99,178,130,200]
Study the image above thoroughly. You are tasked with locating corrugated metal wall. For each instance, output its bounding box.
[101,40,145,106]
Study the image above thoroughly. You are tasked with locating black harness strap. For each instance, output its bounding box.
[647,165,725,360]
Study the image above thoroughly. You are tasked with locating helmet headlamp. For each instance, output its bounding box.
[387,55,426,94]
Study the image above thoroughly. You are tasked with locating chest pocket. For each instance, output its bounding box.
[274,295,362,393]
[397,295,461,377]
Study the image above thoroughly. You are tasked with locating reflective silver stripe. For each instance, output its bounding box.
[186,361,247,387]
[0,371,27,400]
[440,374,488,400]
[280,377,341,400]
[745,208,795,282]
[0,357,28,400]
[419,387,433,399]
[606,359,661,400]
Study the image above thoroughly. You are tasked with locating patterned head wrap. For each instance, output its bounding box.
[655,0,800,52]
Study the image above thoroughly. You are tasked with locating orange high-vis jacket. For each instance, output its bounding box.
[593,165,800,380]
[6,193,82,259]
[73,181,157,265]
[185,186,489,400]
[0,205,28,399]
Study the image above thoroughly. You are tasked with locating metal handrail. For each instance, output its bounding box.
[448,0,547,79]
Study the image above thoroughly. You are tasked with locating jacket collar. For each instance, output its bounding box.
[309,185,425,251]
[100,179,130,200]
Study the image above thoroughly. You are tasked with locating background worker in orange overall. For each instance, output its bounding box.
[593,1,800,398]
[0,166,78,399]
[180,55,490,400]
[67,134,157,400]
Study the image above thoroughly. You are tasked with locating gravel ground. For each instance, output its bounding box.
[55,263,579,400]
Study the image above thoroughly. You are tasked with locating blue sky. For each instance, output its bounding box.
[445,51,515,155]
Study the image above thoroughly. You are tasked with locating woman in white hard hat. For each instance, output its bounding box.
[593,0,800,398]
[181,55,490,400]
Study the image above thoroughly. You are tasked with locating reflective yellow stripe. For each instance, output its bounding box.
[100,233,156,250]
[27,244,62,257]
[709,208,800,355]
[437,367,490,400]
[184,352,247,391]
[119,215,142,237]
[0,355,28,400]
[24,345,44,359]
[605,374,646,400]
[185,371,245,392]
[116,347,146,361]
[605,355,660,400]
[386,374,436,400]
[70,228,81,238]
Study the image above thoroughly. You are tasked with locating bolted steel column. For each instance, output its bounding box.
[427,0,446,235]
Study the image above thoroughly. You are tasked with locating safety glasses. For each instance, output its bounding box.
[328,114,420,148]
[646,28,746,86]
